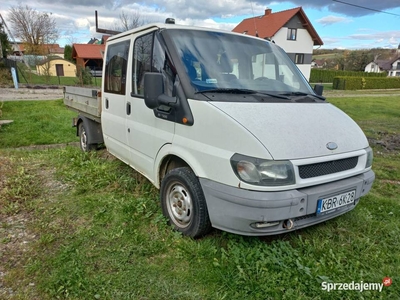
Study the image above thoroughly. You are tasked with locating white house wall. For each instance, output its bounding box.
[273,27,314,81]
[273,28,313,53]
[391,59,400,76]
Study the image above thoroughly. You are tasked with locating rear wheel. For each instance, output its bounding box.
[78,122,96,152]
[160,167,211,238]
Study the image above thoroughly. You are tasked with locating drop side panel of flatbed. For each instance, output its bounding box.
[63,86,101,123]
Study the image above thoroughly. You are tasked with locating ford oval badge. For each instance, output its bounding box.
[326,142,338,150]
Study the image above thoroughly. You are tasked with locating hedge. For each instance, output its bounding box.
[332,76,400,90]
[310,69,387,83]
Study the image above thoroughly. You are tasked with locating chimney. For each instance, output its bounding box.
[265,8,272,15]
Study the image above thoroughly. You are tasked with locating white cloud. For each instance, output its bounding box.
[316,15,352,26]
[74,18,90,29]
[389,36,399,45]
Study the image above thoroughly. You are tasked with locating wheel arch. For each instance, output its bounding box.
[77,115,103,145]
[155,144,207,189]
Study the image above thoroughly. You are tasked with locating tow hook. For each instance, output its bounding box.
[283,219,294,230]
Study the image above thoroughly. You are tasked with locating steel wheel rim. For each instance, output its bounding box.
[166,181,192,228]
[80,127,87,151]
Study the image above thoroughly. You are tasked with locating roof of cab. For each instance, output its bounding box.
[106,22,259,42]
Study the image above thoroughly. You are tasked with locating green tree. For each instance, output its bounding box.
[64,45,74,63]
[0,23,11,58]
[346,51,373,71]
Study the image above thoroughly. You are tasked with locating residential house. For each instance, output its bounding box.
[364,57,400,77]
[232,7,323,81]
[88,38,100,44]
[389,58,400,76]
[311,59,326,68]
[10,43,64,57]
[36,57,76,77]
[42,44,65,58]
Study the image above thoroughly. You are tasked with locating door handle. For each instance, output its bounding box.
[105,98,109,109]
[126,102,131,115]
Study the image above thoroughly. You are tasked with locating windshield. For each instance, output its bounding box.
[167,29,315,99]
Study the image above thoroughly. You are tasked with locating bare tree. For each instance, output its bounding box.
[112,10,145,32]
[120,10,143,31]
[8,4,59,55]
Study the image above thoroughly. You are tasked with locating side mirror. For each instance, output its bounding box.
[313,84,324,96]
[144,72,177,109]
[144,73,164,109]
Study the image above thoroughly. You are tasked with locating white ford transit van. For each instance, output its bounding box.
[77,21,375,237]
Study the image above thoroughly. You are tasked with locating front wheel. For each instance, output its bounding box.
[78,122,97,152]
[160,167,211,238]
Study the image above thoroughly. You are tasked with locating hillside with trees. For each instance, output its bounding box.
[312,48,399,71]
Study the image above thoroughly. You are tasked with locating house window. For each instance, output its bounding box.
[295,54,304,64]
[287,28,297,40]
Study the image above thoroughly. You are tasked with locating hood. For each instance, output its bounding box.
[210,102,369,160]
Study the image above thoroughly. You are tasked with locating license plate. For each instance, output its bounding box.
[316,190,356,215]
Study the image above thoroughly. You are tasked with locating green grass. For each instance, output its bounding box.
[16,64,102,87]
[0,96,399,299]
[328,97,400,140]
[312,53,340,60]
[18,73,102,87]
[0,100,78,148]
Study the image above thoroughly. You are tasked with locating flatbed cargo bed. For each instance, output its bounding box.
[63,86,101,123]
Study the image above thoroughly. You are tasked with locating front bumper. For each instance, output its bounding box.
[200,170,375,236]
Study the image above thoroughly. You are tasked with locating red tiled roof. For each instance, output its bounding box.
[12,43,64,54]
[232,7,323,46]
[72,44,105,59]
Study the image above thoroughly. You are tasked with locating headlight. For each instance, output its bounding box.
[230,153,295,186]
[365,147,373,168]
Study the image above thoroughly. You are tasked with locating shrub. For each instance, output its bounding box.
[75,66,93,86]
[310,69,387,83]
[333,76,400,90]
[0,63,12,85]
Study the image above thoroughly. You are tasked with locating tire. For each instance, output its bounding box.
[160,167,211,238]
[78,122,97,152]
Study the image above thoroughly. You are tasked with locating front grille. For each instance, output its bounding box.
[299,156,358,179]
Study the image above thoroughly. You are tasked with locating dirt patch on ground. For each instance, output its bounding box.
[0,153,70,299]
[368,132,400,152]
[0,86,64,101]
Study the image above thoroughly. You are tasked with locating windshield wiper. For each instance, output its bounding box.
[280,91,326,101]
[195,88,255,94]
[196,88,290,100]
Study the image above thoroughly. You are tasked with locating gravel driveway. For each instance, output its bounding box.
[0,87,64,101]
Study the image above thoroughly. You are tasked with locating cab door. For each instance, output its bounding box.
[126,30,175,182]
[101,39,131,163]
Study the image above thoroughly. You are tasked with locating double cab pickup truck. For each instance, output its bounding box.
[64,20,375,237]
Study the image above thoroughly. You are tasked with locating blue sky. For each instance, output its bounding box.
[1,0,399,49]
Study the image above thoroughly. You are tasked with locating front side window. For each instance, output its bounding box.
[104,40,129,94]
[287,28,297,41]
[132,33,153,95]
